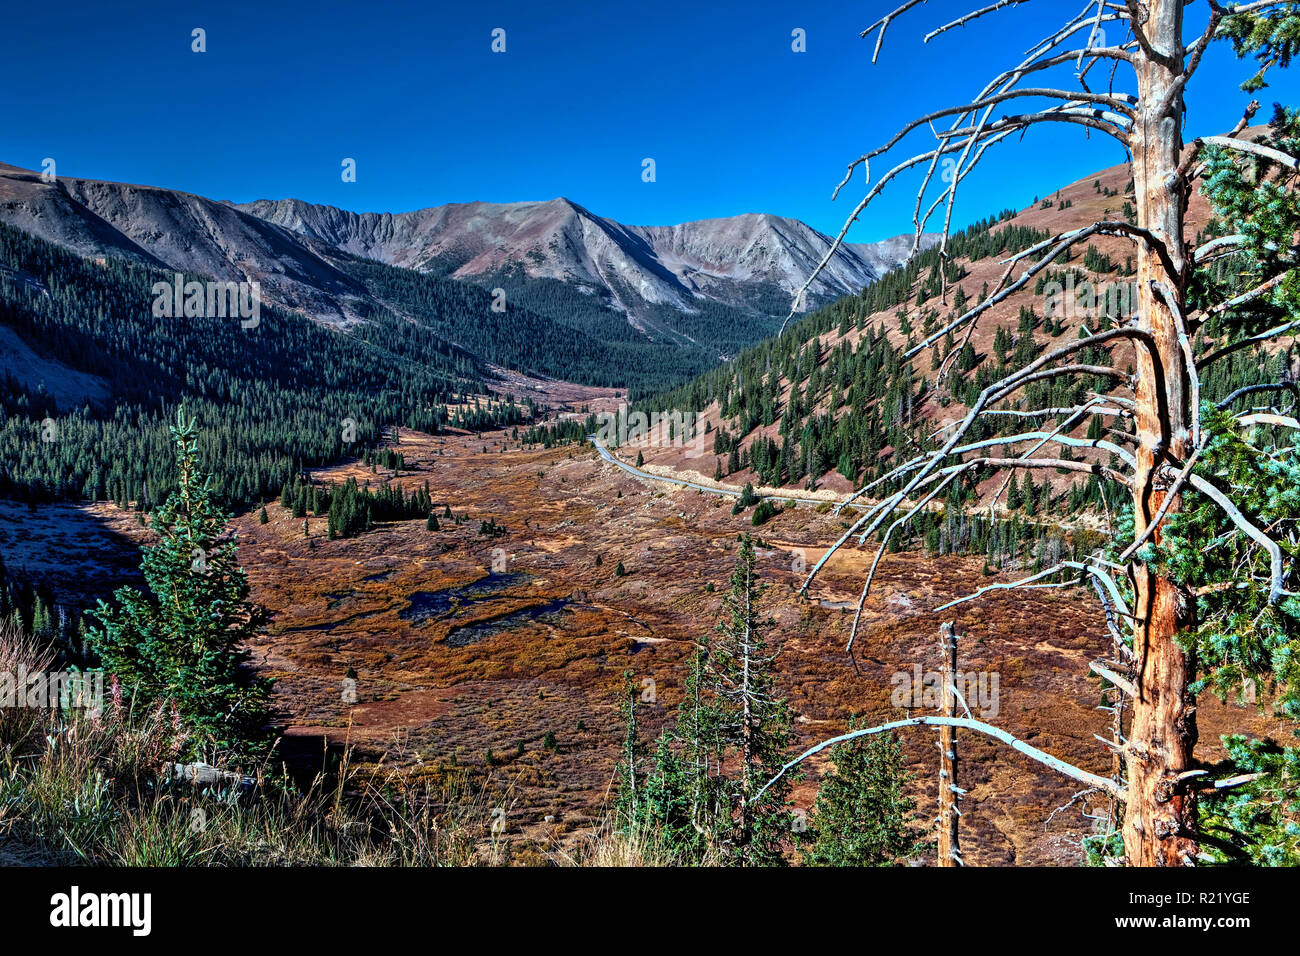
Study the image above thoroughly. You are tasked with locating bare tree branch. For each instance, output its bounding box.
[755,716,1127,803]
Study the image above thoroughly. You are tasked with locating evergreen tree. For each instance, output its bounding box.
[710,533,795,865]
[668,643,722,858]
[87,410,276,760]
[613,670,647,826]
[801,724,924,866]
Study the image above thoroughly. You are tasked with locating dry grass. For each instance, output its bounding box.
[554,819,711,867]
[0,622,55,753]
[1,423,1285,865]
[0,643,505,866]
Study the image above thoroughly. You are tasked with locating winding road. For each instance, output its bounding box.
[586,435,1105,535]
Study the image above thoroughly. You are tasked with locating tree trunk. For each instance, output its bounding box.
[1123,0,1199,867]
[938,622,962,866]
[739,580,753,859]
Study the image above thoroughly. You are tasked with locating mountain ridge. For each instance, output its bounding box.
[0,161,931,332]
[0,160,937,393]
[234,194,936,323]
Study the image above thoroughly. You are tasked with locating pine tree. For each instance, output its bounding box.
[87,409,276,760]
[710,533,795,865]
[613,670,643,822]
[802,724,924,866]
[1005,474,1023,511]
[670,643,722,856]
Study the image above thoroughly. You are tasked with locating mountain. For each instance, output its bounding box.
[236,194,937,329]
[634,158,1187,500]
[631,146,1278,528]
[0,163,364,325]
[0,162,929,344]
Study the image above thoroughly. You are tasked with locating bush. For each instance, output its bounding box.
[751,499,778,526]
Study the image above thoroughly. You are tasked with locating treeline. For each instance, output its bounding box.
[889,498,1108,574]
[646,209,1046,448]
[0,551,88,658]
[347,259,638,387]
[704,323,925,490]
[635,209,1184,568]
[645,197,1295,543]
[477,266,779,397]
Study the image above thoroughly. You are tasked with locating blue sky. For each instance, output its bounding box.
[2,0,1295,240]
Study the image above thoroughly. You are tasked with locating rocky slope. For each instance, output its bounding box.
[0,163,364,324]
[0,161,930,338]
[238,194,936,322]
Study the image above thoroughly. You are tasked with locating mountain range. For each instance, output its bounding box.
[0,161,931,377]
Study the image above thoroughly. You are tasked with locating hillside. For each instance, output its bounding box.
[0,219,535,508]
[628,145,1285,540]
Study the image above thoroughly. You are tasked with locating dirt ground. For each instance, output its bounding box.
[0,425,1281,865]
[232,427,1281,864]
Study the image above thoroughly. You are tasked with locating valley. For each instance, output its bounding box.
[3,0,1300,896]
[0,110,1293,872]
[9,421,1267,865]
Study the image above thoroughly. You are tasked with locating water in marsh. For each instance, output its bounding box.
[400,572,534,625]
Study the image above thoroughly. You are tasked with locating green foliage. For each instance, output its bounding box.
[1125,98,1300,861]
[1153,406,1300,717]
[613,671,648,827]
[614,535,796,865]
[708,534,796,865]
[0,222,531,510]
[458,263,776,397]
[1198,736,1300,865]
[800,724,925,866]
[751,499,779,525]
[86,411,277,761]
[347,258,644,387]
[315,476,430,539]
[732,482,758,514]
[1220,6,1300,92]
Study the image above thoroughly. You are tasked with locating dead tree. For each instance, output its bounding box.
[938,622,962,867]
[762,1,1299,866]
